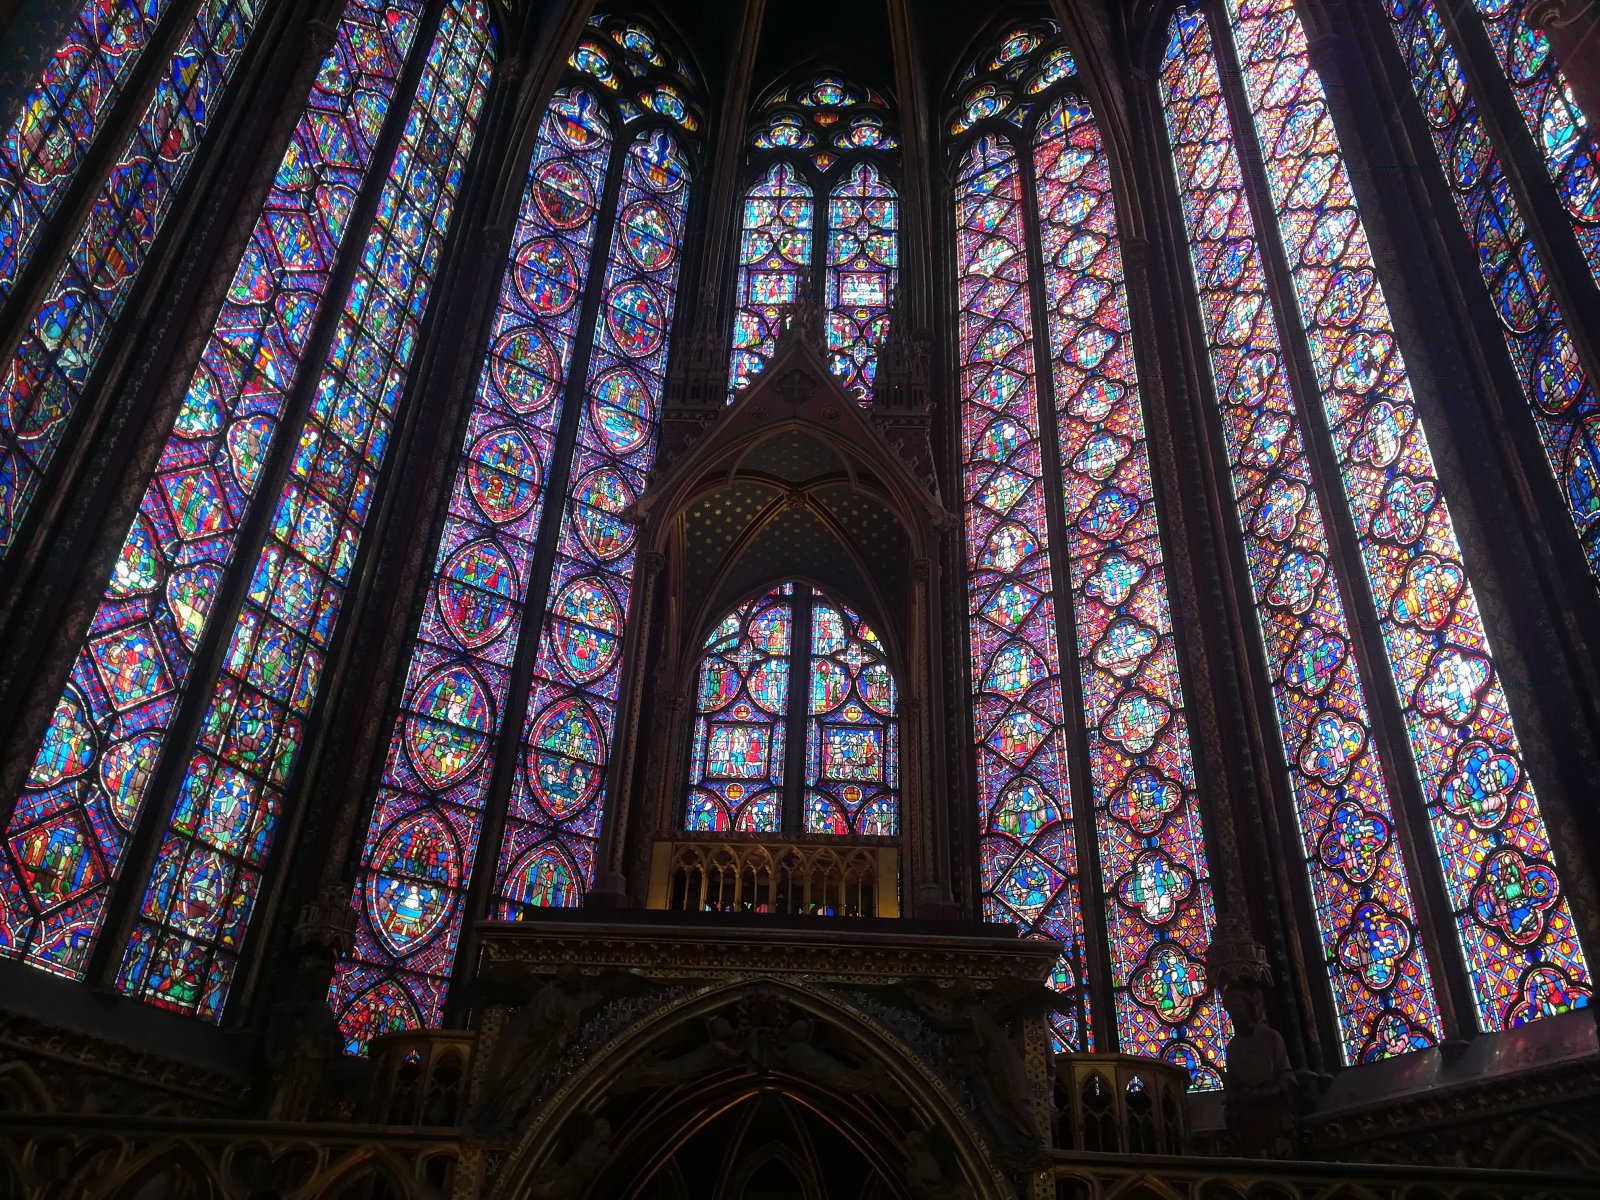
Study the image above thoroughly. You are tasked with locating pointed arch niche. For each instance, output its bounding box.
[613,336,949,915]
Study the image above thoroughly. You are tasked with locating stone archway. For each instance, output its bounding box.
[481,977,1017,1200]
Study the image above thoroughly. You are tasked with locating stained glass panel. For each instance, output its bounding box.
[111,0,494,1019]
[1225,0,1591,1033]
[0,0,176,300]
[956,133,1090,1049]
[1384,0,1600,582]
[327,88,611,1052]
[824,162,897,402]
[1034,96,1226,1084]
[493,130,691,915]
[685,587,792,834]
[1159,7,1444,1063]
[1468,0,1600,279]
[0,0,267,552]
[804,594,897,836]
[729,162,811,399]
[0,0,426,981]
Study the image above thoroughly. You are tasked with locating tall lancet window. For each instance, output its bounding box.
[330,15,701,1051]
[952,20,1226,1085]
[1,0,495,1019]
[0,0,273,551]
[731,74,900,402]
[1380,1,1600,581]
[1158,2,1590,1063]
[684,585,899,839]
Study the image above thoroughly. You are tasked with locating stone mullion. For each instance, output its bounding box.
[443,73,628,1014]
[677,0,766,351]
[234,36,535,1029]
[902,555,941,915]
[1302,0,1600,1005]
[780,586,815,835]
[641,523,691,859]
[933,141,983,923]
[0,0,336,815]
[590,547,665,902]
[81,0,451,994]
[1015,127,1116,1052]
[1207,0,1478,1045]
[884,0,932,330]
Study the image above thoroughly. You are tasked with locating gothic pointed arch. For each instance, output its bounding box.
[946,11,1228,1083]
[327,8,705,1049]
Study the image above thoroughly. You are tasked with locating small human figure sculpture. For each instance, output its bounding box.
[1219,981,1299,1158]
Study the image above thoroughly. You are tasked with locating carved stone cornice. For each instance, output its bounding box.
[473,915,1061,991]
[0,1010,250,1110]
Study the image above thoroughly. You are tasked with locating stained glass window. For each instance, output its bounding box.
[328,14,698,1052]
[1466,0,1600,279]
[112,0,495,1020]
[804,595,897,836]
[949,21,1224,1080]
[491,127,692,918]
[328,88,612,1051]
[1159,7,1443,1064]
[1224,0,1590,1036]
[955,131,1090,1051]
[684,584,899,839]
[686,587,794,834]
[1159,0,1591,1056]
[0,0,268,552]
[0,0,178,301]
[729,162,813,398]
[1381,2,1600,582]
[0,0,430,983]
[1033,95,1226,1082]
[825,162,898,402]
[732,73,900,401]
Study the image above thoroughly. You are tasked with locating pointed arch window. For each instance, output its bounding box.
[1157,1,1590,1062]
[0,0,273,552]
[1,0,495,1018]
[731,74,900,402]
[329,13,701,1051]
[951,20,1226,1085]
[1379,1,1600,581]
[684,584,899,839]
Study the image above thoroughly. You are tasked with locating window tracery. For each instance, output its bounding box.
[1158,0,1591,1059]
[330,14,698,1050]
[731,73,900,402]
[684,584,899,842]
[0,0,493,1011]
[951,19,1225,1082]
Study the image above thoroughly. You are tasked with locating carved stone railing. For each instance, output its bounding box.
[1050,1151,1595,1199]
[646,835,900,917]
[1054,1053,1191,1155]
[366,1028,474,1127]
[0,1118,1591,1200]
[0,1117,462,1199]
